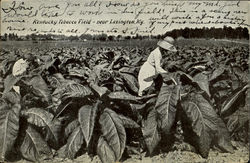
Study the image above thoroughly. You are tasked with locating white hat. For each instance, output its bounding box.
[157,36,177,52]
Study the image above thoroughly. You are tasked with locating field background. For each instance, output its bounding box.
[1,38,248,50]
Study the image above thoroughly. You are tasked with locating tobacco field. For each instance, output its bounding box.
[0,40,249,163]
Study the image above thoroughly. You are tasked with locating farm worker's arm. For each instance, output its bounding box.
[154,50,167,74]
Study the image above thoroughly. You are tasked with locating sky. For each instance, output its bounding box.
[1,0,249,36]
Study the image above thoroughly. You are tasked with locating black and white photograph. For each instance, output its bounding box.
[0,0,249,162]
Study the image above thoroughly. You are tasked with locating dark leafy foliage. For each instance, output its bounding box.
[0,44,248,162]
[23,108,61,148]
[118,114,140,128]
[3,74,21,94]
[155,84,180,134]
[0,102,21,162]
[99,109,126,162]
[20,125,53,162]
[62,82,93,100]
[78,104,97,147]
[24,75,52,103]
[180,93,233,158]
[64,126,84,159]
[220,84,249,116]
[142,109,161,155]
[97,136,116,163]
[64,120,79,138]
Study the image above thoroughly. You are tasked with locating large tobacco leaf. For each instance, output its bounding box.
[54,99,73,119]
[78,104,97,147]
[62,83,93,100]
[23,108,61,148]
[226,110,248,133]
[64,126,84,159]
[20,126,52,162]
[214,118,234,154]
[220,84,249,116]
[65,119,80,138]
[142,109,161,155]
[40,59,57,73]
[193,72,211,97]
[0,58,15,76]
[52,80,68,98]
[89,82,109,98]
[37,54,56,71]
[45,118,62,149]
[118,114,140,128]
[108,91,138,103]
[225,89,250,133]
[129,56,143,66]
[97,136,116,163]
[155,84,180,133]
[209,66,225,81]
[57,145,67,158]
[0,103,21,162]
[3,74,21,94]
[119,72,139,94]
[181,93,233,158]
[51,73,67,87]
[24,108,54,127]
[108,91,156,104]
[179,71,211,97]
[99,108,126,161]
[25,75,51,103]
[143,72,174,83]
[210,80,231,99]
[68,67,88,78]
[130,96,157,116]
[2,90,21,104]
[119,66,138,76]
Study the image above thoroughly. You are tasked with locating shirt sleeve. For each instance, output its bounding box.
[154,49,167,73]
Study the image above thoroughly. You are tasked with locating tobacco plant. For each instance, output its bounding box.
[0,45,249,162]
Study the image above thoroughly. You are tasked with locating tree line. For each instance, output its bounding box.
[164,26,249,39]
[1,26,249,41]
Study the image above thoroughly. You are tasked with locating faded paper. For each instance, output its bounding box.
[0,0,249,163]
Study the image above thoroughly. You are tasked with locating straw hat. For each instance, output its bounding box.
[157,36,177,52]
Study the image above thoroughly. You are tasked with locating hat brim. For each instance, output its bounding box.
[157,40,177,52]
